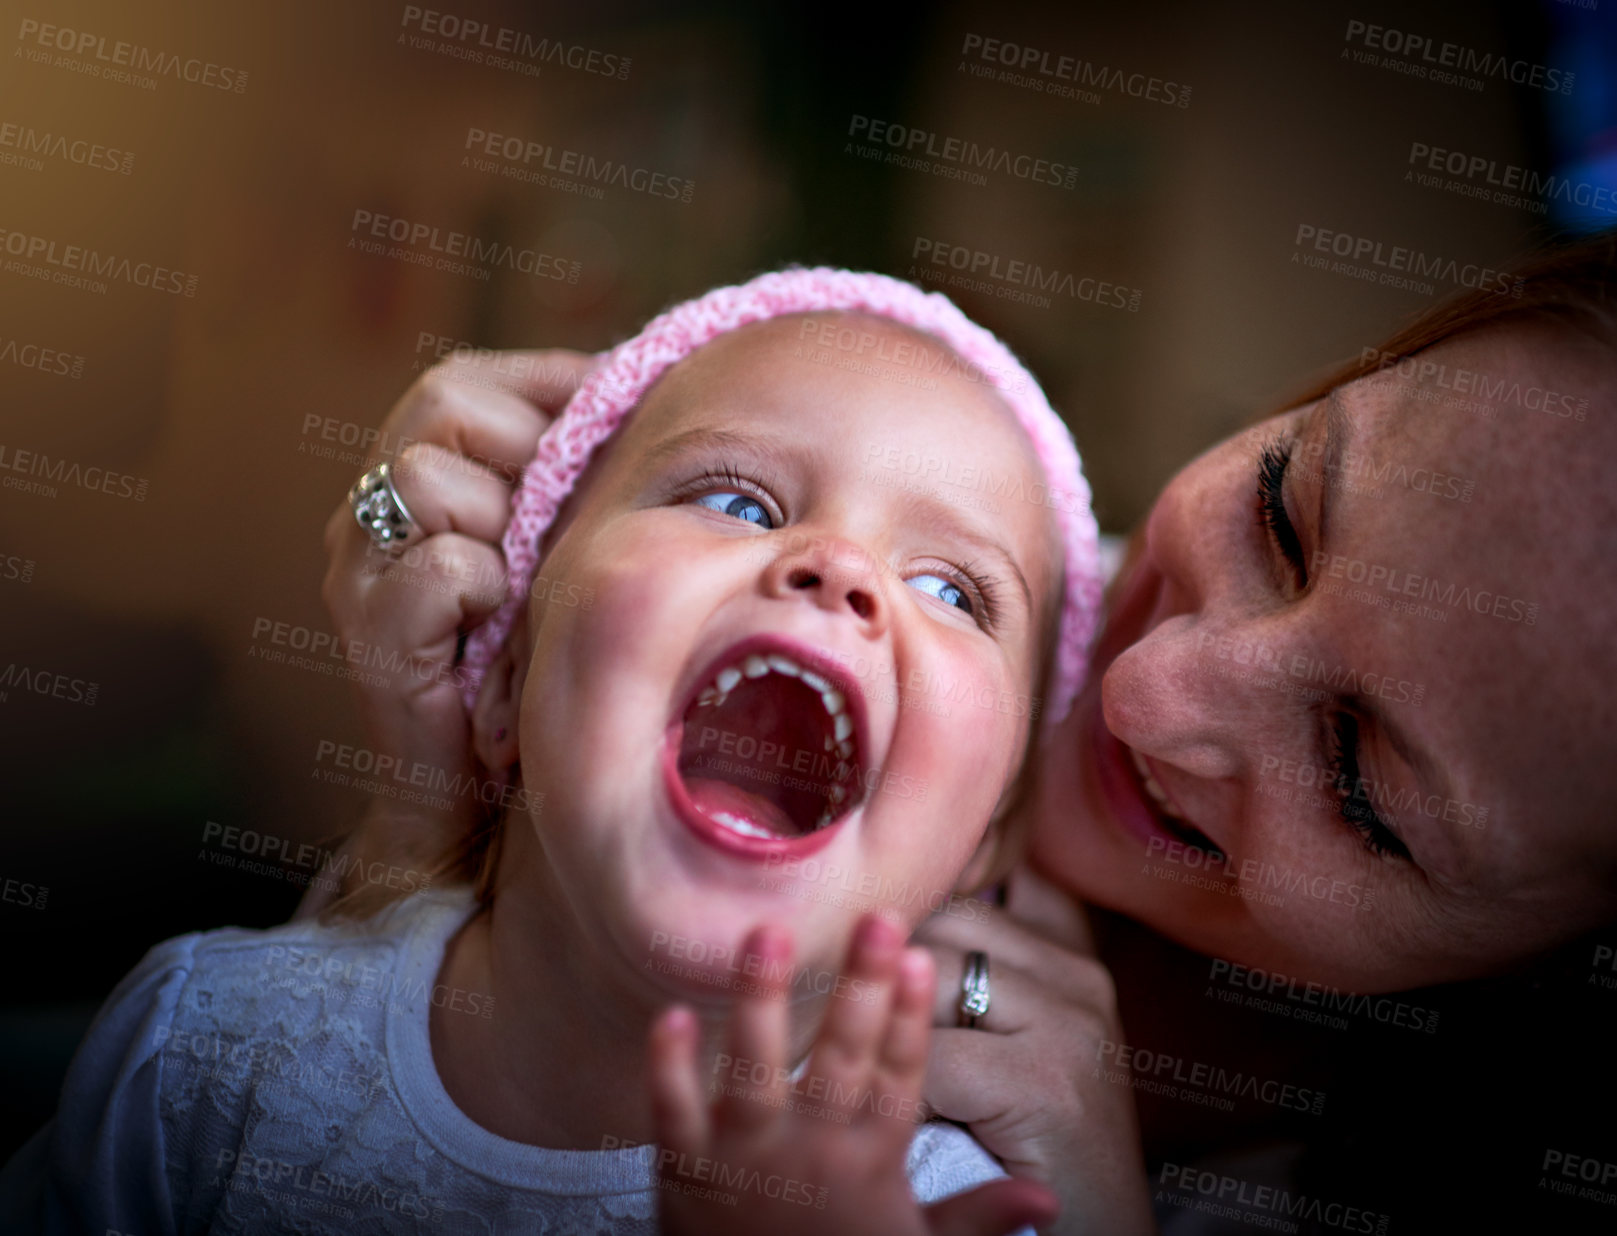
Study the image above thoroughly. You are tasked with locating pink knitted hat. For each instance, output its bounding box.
[460,267,1103,723]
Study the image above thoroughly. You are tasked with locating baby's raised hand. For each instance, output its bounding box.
[648,916,1057,1236]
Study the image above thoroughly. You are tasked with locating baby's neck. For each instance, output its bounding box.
[429,827,815,1151]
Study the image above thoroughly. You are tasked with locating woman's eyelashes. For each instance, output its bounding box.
[1255,435,1308,587]
[1324,712,1412,861]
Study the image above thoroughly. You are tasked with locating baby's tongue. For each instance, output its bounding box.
[681,776,799,839]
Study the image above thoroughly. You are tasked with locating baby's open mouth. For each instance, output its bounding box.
[674,646,865,842]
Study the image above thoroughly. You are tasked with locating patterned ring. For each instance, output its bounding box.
[348,462,421,555]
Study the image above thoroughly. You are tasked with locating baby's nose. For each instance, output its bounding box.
[765,534,888,633]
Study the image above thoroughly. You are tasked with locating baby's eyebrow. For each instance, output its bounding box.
[639,425,789,474]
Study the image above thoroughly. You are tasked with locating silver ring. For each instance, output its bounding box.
[957,950,990,1029]
[349,462,420,555]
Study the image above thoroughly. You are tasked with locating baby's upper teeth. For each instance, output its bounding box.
[696,650,859,770]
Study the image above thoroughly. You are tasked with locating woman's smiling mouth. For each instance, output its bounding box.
[663,635,871,858]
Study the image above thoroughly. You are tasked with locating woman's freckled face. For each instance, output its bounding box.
[495,314,1061,998]
[1032,324,1617,992]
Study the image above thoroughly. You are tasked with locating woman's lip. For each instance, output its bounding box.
[660,726,847,861]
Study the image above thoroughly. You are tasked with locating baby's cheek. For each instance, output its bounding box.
[924,653,1026,790]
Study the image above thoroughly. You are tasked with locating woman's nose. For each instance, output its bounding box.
[761,531,888,637]
[1102,613,1248,781]
[1102,433,1298,778]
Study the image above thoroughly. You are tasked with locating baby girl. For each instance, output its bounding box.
[0,269,1101,1234]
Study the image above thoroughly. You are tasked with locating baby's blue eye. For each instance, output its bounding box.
[907,573,972,615]
[693,491,772,528]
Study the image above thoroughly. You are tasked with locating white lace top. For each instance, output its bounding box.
[0,888,1016,1234]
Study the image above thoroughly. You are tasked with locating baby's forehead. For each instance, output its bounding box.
[638,311,1027,442]
[613,306,1064,599]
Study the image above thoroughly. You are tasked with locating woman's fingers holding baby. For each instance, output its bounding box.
[376,443,515,544]
[915,911,1115,1035]
[915,906,1153,1236]
[322,349,593,689]
[388,348,593,469]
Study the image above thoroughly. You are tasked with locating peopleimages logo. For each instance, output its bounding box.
[15,17,249,92]
[910,238,1142,312]
[1360,347,1588,421]
[1310,551,1538,626]
[846,115,1078,189]
[1406,141,1617,218]
[0,120,134,174]
[1342,18,1574,95]
[214,1148,444,1221]
[0,227,198,296]
[348,210,582,283]
[1207,958,1440,1033]
[1158,1163,1391,1233]
[1292,223,1522,297]
[398,5,629,79]
[957,33,1192,107]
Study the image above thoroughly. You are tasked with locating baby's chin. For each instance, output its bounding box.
[615,894,864,1011]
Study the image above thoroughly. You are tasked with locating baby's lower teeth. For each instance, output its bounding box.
[712,811,776,840]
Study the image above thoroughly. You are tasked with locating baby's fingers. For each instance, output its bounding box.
[649,1006,708,1157]
[925,1178,1059,1236]
[713,925,793,1135]
[807,915,903,1122]
[874,947,936,1118]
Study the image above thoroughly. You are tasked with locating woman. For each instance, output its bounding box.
[318,234,1617,1233]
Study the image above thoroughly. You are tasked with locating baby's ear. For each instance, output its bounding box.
[471,608,529,771]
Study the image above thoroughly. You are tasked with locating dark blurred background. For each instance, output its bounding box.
[2,0,1614,1217]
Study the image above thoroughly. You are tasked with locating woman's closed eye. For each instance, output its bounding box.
[692,490,773,528]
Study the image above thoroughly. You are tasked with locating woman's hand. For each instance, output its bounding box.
[648,917,1058,1236]
[305,348,593,911]
[918,868,1157,1236]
